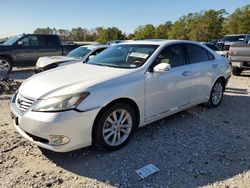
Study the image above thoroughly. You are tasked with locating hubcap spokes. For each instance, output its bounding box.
[103,109,132,146]
[0,60,10,71]
[212,82,223,105]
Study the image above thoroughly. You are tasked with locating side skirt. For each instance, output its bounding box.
[140,97,209,127]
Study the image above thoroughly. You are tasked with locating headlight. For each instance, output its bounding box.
[32,92,89,112]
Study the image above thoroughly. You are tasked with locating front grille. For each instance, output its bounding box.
[15,93,36,113]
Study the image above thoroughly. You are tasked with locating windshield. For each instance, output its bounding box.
[222,35,246,42]
[67,46,91,59]
[87,44,158,68]
[205,43,219,51]
[3,35,22,45]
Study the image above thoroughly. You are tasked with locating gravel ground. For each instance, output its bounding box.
[0,69,250,188]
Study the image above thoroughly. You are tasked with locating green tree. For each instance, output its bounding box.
[154,21,172,39]
[168,18,188,40]
[188,10,226,41]
[96,27,125,43]
[224,5,250,34]
[33,27,54,34]
[134,24,155,39]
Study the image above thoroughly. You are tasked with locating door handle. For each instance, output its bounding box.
[212,64,218,69]
[182,71,191,77]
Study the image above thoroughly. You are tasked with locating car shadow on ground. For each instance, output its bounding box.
[41,94,250,187]
[240,70,250,77]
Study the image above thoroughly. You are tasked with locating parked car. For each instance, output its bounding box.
[0,34,82,72]
[203,42,227,57]
[216,34,250,57]
[209,39,220,45]
[10,40,231,152]
[228,43,250,76]
[34,45,109,73]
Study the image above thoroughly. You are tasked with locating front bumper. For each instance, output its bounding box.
[10,96,100,152]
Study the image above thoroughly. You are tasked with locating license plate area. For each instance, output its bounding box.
[11,112,19,125]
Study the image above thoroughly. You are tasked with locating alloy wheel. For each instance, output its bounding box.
[0,59,10,72]
[211,82,223,105]
[103,109,132,146]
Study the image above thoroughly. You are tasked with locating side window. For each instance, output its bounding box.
[207,51,215,60]
[37,36,46,46]
[45,36,58,47]
[156,44,186,68]
[92,48,106,56]
[246,36,250,43]
[185,44,211,64]
[20,36,38,46]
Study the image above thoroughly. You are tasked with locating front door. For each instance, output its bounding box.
[145,44,191,121]
[14,35,40,66]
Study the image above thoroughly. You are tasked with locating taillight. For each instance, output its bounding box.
[228,48,234,57]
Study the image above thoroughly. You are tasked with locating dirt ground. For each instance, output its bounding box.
[0,69,250,188]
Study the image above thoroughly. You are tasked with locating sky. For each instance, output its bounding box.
[0,0,249,38]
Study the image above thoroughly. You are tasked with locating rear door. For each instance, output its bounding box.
[184,43,218,102]
[36,35,62,58]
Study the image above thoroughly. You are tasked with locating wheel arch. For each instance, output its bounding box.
[91,97,141,140]
[215,76,226,91]
[0,55,14,66]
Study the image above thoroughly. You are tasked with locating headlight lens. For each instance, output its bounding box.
[32,92,89,112]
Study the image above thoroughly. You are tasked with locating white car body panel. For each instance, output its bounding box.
[10,40,232,152]
[35,45,109,69]
[36,56,78,67]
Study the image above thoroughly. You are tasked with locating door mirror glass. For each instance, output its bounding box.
[153,62,171,73]
[88,55,95,60]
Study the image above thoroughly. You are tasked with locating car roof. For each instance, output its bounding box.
[115,39,201,46]
[80,45,109,50]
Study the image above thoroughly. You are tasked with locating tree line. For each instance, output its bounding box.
[25,5,250,43]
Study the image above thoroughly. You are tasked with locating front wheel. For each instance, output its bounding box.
[205,79,224,108]
[93,103,136,151]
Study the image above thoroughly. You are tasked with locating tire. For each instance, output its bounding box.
[205,79,225,108]
[93,103,136,151]
[0,57,13,73]
[232,67,242,76]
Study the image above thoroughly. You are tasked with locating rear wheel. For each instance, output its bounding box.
[0,57,12,73]
[205,79,224,108]
[93,103,136,151]
[232,67,242,76]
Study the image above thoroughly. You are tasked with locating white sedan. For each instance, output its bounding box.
[10,40,232,152]
[34,45,108,73]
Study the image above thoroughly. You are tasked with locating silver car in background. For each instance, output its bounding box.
[34,45,108,73]
[10,40,231,152]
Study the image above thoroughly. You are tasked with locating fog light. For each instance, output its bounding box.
[49,135,70,146]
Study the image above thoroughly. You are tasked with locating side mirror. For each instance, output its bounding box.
[88,55,95,60]
[17,41,23,46]
[153,63,171,73]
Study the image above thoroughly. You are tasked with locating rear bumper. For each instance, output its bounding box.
[231,61,250,69]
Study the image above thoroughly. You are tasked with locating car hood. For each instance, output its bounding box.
[19,63,133,99]
[36,56,78,67]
